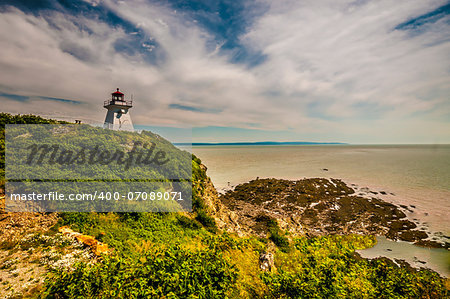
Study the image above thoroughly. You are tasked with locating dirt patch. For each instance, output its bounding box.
[0,211,97,298]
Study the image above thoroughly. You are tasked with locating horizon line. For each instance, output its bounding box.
[175,141,347,146]
[175,141,450,146]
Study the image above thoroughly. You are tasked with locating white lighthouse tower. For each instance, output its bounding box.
[103,88,134,131]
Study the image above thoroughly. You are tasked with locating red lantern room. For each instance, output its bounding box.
[112,88,124,101]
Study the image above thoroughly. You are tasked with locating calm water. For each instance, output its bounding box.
[357,236,450,277]
[193,144,450,275]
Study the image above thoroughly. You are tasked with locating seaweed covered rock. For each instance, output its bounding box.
[220,178,433,245]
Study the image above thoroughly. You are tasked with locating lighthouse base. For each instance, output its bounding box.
[104,109,134,132]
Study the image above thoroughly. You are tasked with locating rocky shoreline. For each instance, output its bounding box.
[218,177,449,249]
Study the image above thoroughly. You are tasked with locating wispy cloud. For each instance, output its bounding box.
[0,0,449,143]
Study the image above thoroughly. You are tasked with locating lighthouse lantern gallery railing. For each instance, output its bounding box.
[103,99,133,107]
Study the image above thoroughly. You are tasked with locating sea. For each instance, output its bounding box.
[192,144,450,276]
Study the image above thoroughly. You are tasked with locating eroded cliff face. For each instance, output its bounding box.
[198,171,448,249]
[195,164,246,235]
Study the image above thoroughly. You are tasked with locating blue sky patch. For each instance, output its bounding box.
[395,2,450,31]
[0,92,29,102]
[0,92,82,105]
[169,103,221,113]
[37,96,83,105]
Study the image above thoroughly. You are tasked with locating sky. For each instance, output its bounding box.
[0,0,449,144]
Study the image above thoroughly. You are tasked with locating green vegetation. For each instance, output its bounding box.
[192,155,217,232]
[42,211,448,298]
[0,113,448,298]
[44,243,238,298]
[262,235,447,298]
[3,116,192,212]
[267,218,290,253]
[44,213,245,298]
[0,113,66,189]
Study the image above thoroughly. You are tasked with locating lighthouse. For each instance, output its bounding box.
[103,88,134,131]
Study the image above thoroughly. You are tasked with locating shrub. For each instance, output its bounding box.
[176,214,201,229]
[43,244,238,298]
[267,219,290,252]
[196,210,217,232]
[59,212,99,231]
